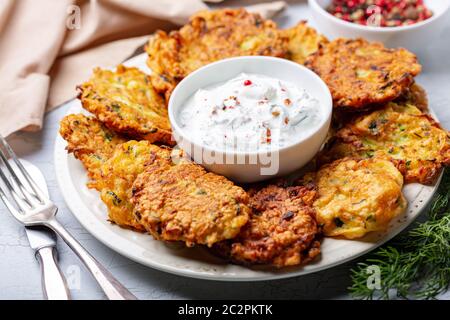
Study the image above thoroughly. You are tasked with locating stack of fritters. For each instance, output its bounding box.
[302,18,445,239]
[145,9,326,100]
[146,8,287,100]
[60,115,250,243]
[321,103,450,185]
[60,8,449,267]
[301,34,449,239]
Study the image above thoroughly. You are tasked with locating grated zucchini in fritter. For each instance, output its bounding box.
[146,8,289,100]
[305,38,421,109]
[321,102,450,184]
[78,65,173,145]
[305,158,406,239]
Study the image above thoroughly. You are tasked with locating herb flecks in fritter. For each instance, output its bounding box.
[305,38,421,109]
[322,102,450,184]
[306,158,406,239]
[59,114,127,187]
[78,65,173,145]
[131,158,250,247]
[92,141,173,231]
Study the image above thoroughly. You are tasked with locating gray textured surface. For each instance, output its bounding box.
[0,1,449,300]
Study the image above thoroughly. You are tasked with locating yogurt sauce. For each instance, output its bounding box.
[178,73,322,152]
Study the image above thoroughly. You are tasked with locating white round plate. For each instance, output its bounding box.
[54,53,442,281]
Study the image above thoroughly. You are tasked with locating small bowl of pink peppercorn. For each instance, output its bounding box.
[308,0,450,53]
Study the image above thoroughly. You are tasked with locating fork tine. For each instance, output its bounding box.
[0,167,31,212]
[0,148,38,207]
[0,135,46,202]
[0,183,22,217]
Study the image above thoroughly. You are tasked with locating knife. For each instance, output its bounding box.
[21,159,71,300]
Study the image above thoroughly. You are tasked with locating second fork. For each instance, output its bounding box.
[0,136,137,300]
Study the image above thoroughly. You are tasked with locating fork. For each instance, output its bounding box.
[0,135,137,300]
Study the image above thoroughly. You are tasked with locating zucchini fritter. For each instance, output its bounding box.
[92,141,174,231]
[78,65,172,145]
[214,184,321,267]
[305,38,421,109]
[146,8,288,100]
[308,158,406,239]
[396,83,428,112]
[131,159,250,247]
[59,114,126,187]
[283,21,328,65]
[322,103,450,184]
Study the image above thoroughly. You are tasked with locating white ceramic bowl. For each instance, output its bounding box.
[308,0,450,54]
[168,56,332,183]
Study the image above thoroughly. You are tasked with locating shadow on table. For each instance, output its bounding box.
[123,258,353,300]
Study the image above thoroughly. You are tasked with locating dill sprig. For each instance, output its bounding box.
[349,168,450,300]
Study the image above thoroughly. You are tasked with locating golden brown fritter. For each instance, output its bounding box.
[305,158,406,239]
[329,83,427,134]
[146,8,288,100]
[396,83,428,112]
[59,114,126,187]
[283,21,328,65]
[92,141,174,231]
[322,102,450,184]
[78,65,173,145]
[131,159,250,247]
[214,184,321,267]
[305,38,422,109]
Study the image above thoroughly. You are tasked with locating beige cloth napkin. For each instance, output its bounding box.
[0,0,286,137]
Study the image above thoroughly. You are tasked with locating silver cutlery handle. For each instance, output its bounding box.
[46,218,137,300]
[36,246,71,300]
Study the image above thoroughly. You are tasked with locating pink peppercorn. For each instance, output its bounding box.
[327,0,433,27]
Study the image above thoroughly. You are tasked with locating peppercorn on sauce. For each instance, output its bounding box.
[178,73,322,152]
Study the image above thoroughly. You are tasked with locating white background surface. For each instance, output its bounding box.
[1,1,449,299]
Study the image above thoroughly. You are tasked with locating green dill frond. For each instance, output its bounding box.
[349,168,450,300]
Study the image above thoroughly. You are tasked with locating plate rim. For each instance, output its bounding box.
[53,52,443,281]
